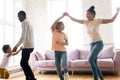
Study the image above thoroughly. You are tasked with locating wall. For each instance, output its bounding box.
[23,0,113,51]
[82,0,113,44]
[24,0,51,51]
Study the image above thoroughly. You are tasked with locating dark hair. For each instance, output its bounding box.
[87,6,96,17]
[2,44,10,53]
[56,22,63,29]
[18,10,26,17]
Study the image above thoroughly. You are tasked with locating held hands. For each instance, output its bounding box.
[12,46,22,56]
[13,46,17,52]
[63,12,69,16]
[61,12,68,18]
[117,7,120,12]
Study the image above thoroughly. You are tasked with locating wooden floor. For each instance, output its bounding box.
[1,72,120,80]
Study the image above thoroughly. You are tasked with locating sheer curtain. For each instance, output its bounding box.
[112,0,120,49]
[47,0,83,50]
[0,0,23,66]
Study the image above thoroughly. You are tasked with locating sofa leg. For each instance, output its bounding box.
[72,70,74,76]
[41,71,45,74]
[33,70,39,75]
[38,71,45,74]
[116,71,120,76]
[112,71,119,76]
[36,69,41,74]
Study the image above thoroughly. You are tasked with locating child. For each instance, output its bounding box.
[0,44,22,79]
[65,6,120,80]
[51,13,69,80]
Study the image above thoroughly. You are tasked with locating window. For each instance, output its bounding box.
[5,0,14,23]
[112,0,120,49]
[0,25,4,58]
[0,0,23,66]
[0,0,4,20]
[48,0,83,50]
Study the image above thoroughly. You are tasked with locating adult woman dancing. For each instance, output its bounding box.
[65,6,120,80]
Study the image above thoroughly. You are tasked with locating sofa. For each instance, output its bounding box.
[29,46,120,75]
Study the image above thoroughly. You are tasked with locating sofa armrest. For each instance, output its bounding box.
[113,51,120,71]
[29,52,38,70]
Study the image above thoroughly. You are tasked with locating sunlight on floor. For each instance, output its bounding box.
[2,71,120,80]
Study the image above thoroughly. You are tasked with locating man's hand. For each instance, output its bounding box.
[13,46,17,52]
[63,12,69,16]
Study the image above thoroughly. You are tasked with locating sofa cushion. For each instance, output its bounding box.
[97,58,114,68]
[35,60,71,67]
[98,46,114,59]
[68,49,80,60]
[45,50,55,60]
[35,60,55,67]
[79,49,90,59]
[70,60,89,68]
[34,51,44,60]
[70,59,114,68]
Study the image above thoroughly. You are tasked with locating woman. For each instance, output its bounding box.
[65,6,120,80]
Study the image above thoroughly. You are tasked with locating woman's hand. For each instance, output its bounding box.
[117,7,120,12]
[63,12,69,16]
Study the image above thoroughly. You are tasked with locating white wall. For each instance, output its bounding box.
[82,0,113,44]
[23,0,114,51]
[24,0,51,51]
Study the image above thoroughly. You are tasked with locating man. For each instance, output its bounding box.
[13,11,36,80]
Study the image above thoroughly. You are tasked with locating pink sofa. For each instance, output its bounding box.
[29,46,120,75]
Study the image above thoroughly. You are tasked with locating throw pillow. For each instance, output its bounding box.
[68,49,80,60]
[35,51,44,60]
[98,46,114,59]
[45,50,55,60]
[79,49,90,59]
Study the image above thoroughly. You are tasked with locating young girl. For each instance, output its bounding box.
[51,13,69,80]
[65,6,120,80]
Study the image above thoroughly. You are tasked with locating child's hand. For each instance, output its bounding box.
[13,46,17,52]
[63,12,69,16]
[12,46,22,56]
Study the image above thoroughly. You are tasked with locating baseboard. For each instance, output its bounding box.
[7,65,37,79]
[7,65,24,78]
[9,71,24,78]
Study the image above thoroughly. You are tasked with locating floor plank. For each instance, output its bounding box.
[1,71,120,80]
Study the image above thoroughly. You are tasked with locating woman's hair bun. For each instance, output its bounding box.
[87,5,96,17]
[89,6,95,11]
